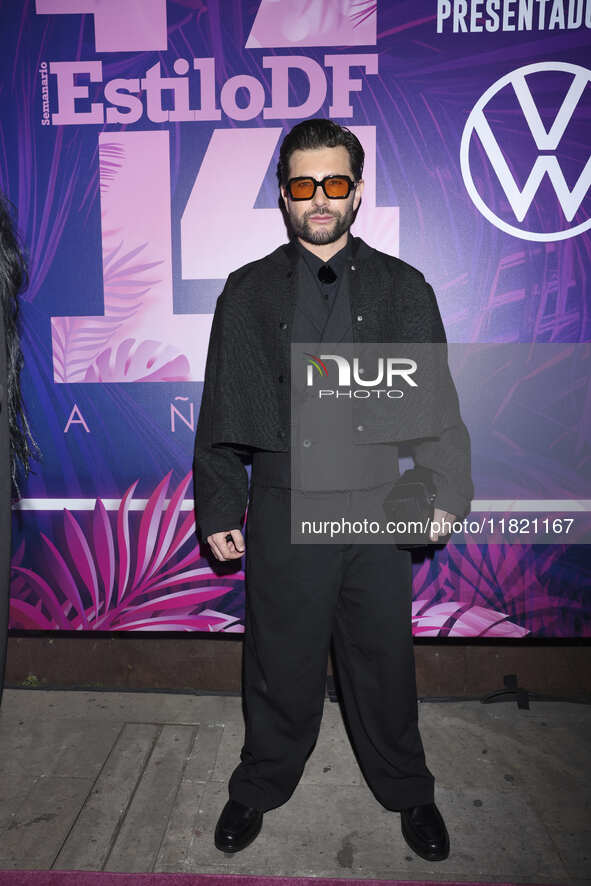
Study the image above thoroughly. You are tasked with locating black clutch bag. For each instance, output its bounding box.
[382,466,438,548]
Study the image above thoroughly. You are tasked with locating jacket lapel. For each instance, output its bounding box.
[321,260,352,342]
[349,244,397,342]
[273,234,388,344]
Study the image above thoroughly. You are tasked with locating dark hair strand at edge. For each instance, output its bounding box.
[0,192,40,497]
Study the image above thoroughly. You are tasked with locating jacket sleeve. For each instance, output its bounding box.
[193,275,250,542]
[411,281,474,520]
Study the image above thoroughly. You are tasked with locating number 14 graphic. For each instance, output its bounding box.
[51,127,396,383]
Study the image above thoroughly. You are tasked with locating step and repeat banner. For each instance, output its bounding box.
[2,0,589,636]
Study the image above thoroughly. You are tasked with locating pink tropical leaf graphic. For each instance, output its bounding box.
[245,0,376,48]
[145,472,193,581]
[411,598,529,637]
[10,473,244,633]
[52,235,164,383]
[116,479,138,606]
[39,532,89,628]
[92,498,115,614]
[98,142,126,195]
[410,538,572,636]
[84,338,190,382]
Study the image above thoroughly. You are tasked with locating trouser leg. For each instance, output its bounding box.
[228,485,345,811]
[330,542,435,810]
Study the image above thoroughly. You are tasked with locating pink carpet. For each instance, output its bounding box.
[0,873,564,886]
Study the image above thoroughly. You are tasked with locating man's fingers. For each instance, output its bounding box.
[226,529,245,553]
[208,539,224,561]
[207,529,245,561]
[430,510,456,542]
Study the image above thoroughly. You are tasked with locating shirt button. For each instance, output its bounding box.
[278,375,285,383]
[356,315,363,322]
[359,367,365,375]
[356,424,364,432]
[279,321,288,330]
[303,439,311,447]
[350,264,356,271]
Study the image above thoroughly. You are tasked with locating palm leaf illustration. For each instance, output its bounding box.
[52,236,163,383]
[11,472,243,632]
[410,539,570,636]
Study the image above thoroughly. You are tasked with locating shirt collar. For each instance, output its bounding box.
[294,231,352,277]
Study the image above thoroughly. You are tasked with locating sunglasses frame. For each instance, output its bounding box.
[285,174,358,201]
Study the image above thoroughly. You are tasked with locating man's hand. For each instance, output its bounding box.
[207,529,245,562]
[430,507,456,542]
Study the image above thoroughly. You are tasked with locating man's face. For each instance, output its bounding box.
[280,145,364,246]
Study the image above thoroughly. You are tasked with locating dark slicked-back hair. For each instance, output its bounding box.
[0,192,38,491]
[277,119,364,189]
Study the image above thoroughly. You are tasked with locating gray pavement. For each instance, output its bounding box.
[0,688,589,883]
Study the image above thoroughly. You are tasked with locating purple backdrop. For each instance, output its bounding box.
[2,0,590,636]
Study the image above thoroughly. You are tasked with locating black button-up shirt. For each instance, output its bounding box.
[294,233,351,317]
[252,231,400,492]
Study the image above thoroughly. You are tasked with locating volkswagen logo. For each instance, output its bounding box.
[460,62,591,242]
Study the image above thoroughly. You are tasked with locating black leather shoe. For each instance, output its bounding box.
[400,802,450,861]
[214,798,263,853]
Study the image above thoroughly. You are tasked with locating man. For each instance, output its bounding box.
[193,119,473,862]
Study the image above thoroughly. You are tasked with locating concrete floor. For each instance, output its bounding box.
[0,689,588,884]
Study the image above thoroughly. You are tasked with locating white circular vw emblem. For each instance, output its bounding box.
[460,61,591,242]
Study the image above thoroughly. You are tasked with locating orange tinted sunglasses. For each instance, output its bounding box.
[286,175,357,201]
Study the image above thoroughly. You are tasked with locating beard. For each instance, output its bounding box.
[289,201,355,245]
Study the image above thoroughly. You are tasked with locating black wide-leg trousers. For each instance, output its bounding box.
[228,483,435,812]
